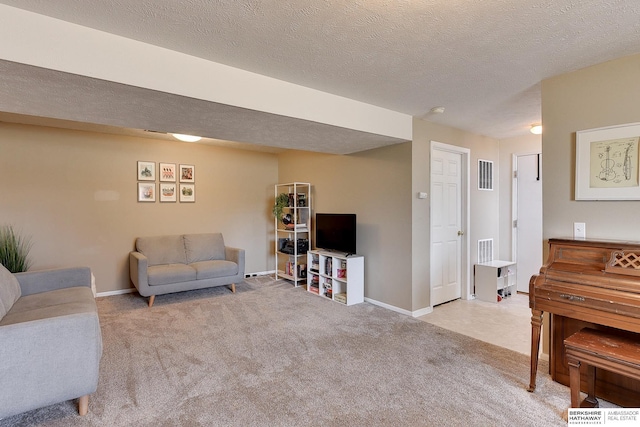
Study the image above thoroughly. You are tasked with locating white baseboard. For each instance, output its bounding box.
[94,279,431,320]
[96,288,135,298]
[412,306,433,317]
[95,271,275,298]
[244,270,276,278]
[365,297,432,318]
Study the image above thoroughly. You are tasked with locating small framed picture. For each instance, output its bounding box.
[159,163,177,182]
[137,161,156,181]
[179,164,195,182]
[137,182,156,202]
[159,183,177,202]
[179,184,195,202]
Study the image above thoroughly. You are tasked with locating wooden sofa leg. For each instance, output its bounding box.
[148,295,155,307]
[230,283,236,293]
[78,395,89,416]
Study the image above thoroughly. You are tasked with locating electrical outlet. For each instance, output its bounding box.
[574,222,586,239]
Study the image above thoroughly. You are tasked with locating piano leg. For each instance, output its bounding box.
[528,309,544,392]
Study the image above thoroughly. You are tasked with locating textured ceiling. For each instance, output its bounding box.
[0,61,402,154]
[1,0,640,151]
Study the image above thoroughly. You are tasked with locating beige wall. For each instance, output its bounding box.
[0,123,278,293]
[413,119,501,241]
[498,134,542,260]
[278,119,503,313]
[350,119,498,312]
[2,116,508,312]
[542,53,640,242]
[277,144,413,310]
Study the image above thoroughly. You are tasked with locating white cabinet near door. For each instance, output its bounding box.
[474,260,516,303]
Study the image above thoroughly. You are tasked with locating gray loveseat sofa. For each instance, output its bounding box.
[129,233,245,307]
[0,264,102,419]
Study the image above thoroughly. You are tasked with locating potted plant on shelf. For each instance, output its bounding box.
[0,225,32,273]
[273,193,290,224]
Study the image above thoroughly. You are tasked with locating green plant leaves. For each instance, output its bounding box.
[273,193,290,220]
[0,225,32,273]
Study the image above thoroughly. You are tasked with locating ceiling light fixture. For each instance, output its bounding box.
[172,133,202,142]
[429,106,445,114]
[530,124,542,135]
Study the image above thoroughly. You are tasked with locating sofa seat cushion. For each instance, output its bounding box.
[136,235,187,266]
[190,260,238,280]
[0,264,22,321]
[184,233,226,263]
[147,264,196,286]
[0,286,95,326]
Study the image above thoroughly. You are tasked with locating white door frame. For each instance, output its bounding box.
[430,141,472,302]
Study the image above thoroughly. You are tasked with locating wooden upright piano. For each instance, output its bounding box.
[529,238,640,406]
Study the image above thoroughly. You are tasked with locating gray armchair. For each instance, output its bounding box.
[0,264,102,418]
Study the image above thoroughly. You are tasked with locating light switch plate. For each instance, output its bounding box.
[574,222,586,239]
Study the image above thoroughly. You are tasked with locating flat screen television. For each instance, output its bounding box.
[315,213,356,255]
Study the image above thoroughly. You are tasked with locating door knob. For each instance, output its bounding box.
[458,230,464,236]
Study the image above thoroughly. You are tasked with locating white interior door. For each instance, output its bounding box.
[515,154,543,293]
[431,148,463,306]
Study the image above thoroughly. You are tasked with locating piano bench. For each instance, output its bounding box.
[564,328,640,408]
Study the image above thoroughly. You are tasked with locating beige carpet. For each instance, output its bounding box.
[1,277,573,426]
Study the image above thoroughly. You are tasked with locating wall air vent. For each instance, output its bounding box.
[478,159,494,190]
[477,238,494,264]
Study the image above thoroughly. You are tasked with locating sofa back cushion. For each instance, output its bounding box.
[136,235,187,266]
[184,233,226,263]
[0,263,22,320]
